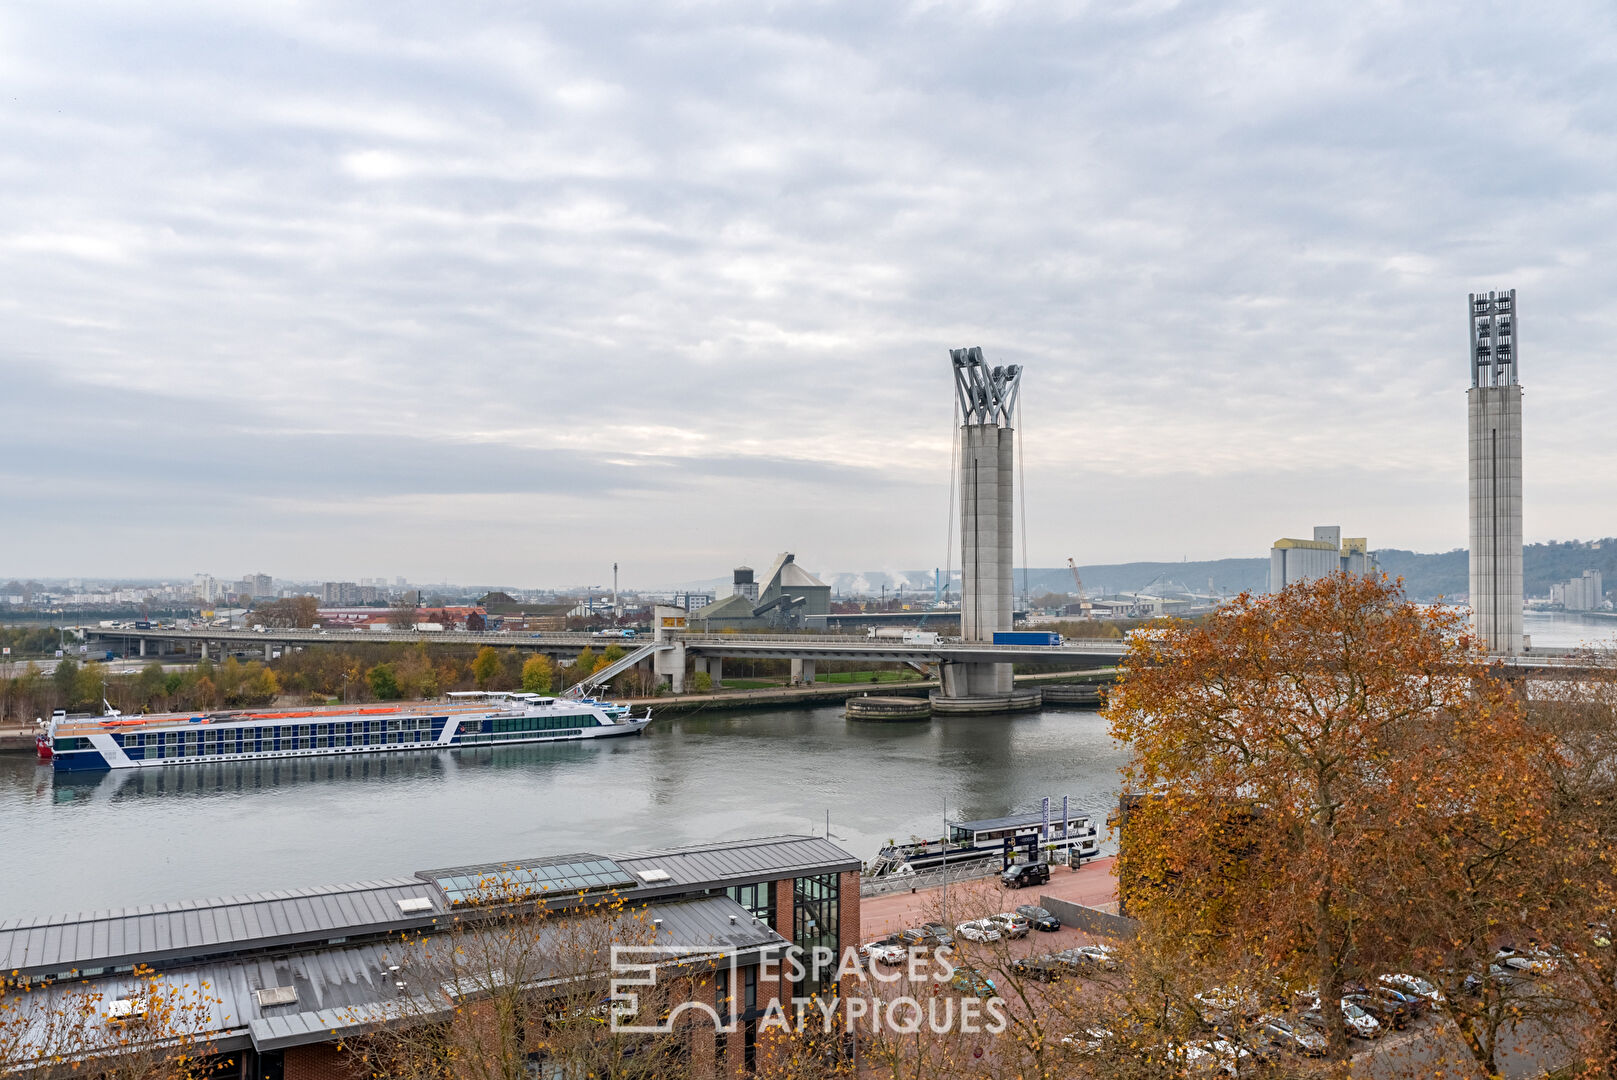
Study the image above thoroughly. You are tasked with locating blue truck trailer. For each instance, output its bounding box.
[992,631,1063,646]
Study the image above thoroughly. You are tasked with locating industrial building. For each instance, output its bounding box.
[1468,289,1525,654]
[1551,569,1605,611]
[0,834,860,1080]
[688,555,831,631]
[1268,525,1378,593]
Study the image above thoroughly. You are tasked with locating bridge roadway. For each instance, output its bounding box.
[81,625,1592,674]
[82,626,1126,668]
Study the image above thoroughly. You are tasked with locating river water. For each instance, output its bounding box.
[0,703,1126,920]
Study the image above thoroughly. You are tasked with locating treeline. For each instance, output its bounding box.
[1,657,279,722]
[0,626,66,658]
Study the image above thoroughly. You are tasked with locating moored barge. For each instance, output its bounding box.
[44,691,651,772]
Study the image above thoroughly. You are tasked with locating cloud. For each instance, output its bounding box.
[1,1,1616,582]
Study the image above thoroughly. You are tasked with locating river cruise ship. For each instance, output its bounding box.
[42,691,652,772]
[866,807,1101,877]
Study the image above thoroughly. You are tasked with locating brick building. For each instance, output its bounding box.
[0,835,860,1079]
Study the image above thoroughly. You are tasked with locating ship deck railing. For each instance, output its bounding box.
[51,697,607,737]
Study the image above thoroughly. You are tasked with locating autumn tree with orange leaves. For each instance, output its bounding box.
[1107,573,1563,1076]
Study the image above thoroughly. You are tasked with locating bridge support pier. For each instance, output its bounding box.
[693,657,725,688]
[265,643,273,661]
[654,641,686,694]
[790,659,816,685]
[139,639,147,657]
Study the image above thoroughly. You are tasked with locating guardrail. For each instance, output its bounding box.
[858,857,1002,898]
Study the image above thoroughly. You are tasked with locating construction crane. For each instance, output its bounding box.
[1066,557,1093,619]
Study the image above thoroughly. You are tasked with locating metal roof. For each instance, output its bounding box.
[953,809,1096,833]
[0,877,444,978]
[612,834,859,892]
[0,835,856,978]
[7,895,784,1065]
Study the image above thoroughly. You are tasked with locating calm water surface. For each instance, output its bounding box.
[0,704,1125,919]
[1522,610,1617,650]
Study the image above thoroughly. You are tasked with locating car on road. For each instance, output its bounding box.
[1497,944,1562,977]
[955,919,1002,943]
[989,911,1031,938]
[1015,904,1061,932]
[1254,1016,1326,1057]
[1001,861,1051,889]
[859,936,907,967]
[1379,973,1443,1005]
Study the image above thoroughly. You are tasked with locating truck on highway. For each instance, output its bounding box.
[865,629,942,645]
[992,631,1063,646]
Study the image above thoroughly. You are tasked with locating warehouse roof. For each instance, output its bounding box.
[8,894,786,1064]
[0,835,854,978]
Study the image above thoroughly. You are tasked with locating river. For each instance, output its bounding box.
[0,703,1126,919]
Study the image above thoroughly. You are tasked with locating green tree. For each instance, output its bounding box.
[570,646,597,685]
[52,656,80,705]
[471,646,503,690]
[368,663,401,700]
[691,670,712,693]
[521,655,554,694]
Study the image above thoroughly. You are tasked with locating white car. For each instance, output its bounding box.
[1192,986,1259,1024]
[1071,943,1119,970]
[989,911,1031,938]
[1059,1027,1113,1054]
[1380,973,1444,1004]
[955,919,1002,943]
[1301,997,1381,1039]
[860,938,907,966]
[1183,1038,1251,1077]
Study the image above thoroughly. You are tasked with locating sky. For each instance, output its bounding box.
[3,1,1616,588]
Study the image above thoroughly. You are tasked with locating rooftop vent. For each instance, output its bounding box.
[397,897,433,914]
[635,868,671,883]
[107,998,145,1020]
[254,985,298,1008]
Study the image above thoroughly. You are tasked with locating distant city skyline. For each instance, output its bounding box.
[5,4,1617,581]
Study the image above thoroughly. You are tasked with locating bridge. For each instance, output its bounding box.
[79,625,1124,692]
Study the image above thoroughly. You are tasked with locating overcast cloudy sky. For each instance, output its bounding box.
[3,1,1615,587]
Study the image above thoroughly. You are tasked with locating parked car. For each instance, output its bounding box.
[921,922,956,949]
[1379,973,1443,1005]
[1183,1038,1250,1077]
[1356,983,1426,1019]
[1015,904,1061,932]
[1497,944,1562,977]
[898,925,953,952]
[989,911,1032,938]
[1001,861,1051,889]
[1344,992,1411,1031]
[1255,1016,1326,1056]
[1193,986,1260,1024]
[1299,999,1381,1039]
[1011,954,1066,982]
[1056,944,1119,972]
[948,965,996,997]
[1462,963,1524,995]
[955,919,1002,943]
[859,936,906,967]
[1060,1028,1114,1054]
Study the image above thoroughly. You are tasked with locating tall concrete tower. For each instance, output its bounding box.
[1468,289,1524,654]
[952,346,1020,694]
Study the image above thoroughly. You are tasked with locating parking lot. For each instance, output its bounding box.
[860,855,1119,944]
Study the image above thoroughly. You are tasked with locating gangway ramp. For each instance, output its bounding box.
[568,639,664,697]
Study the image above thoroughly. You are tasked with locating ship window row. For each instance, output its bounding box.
[484,714,595,734]
[457,728,582,743]
[106,720,448,759]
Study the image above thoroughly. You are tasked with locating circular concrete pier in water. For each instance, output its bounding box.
[927,687,1044,716]
[1040,683,1105,706]
[844,695,932,722]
